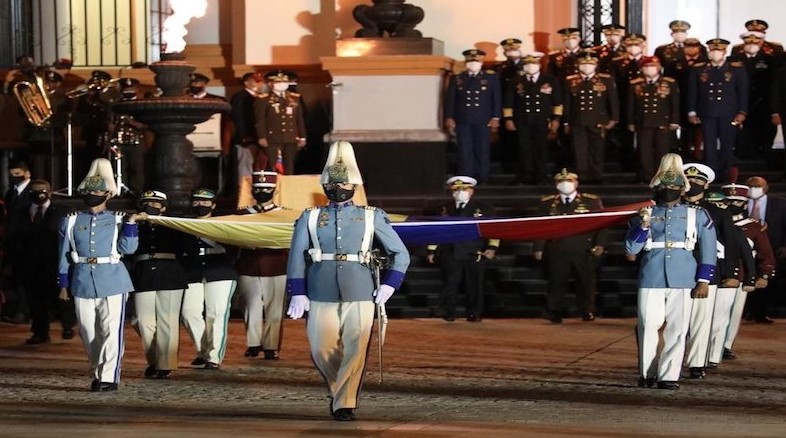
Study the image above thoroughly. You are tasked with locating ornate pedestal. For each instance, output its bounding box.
[321,53,454,195]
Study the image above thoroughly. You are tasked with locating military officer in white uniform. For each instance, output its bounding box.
[624,153,717,390]
[58,158,140,391]
[286,140,410,421]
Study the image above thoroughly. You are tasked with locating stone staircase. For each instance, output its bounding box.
[369,159,786,319]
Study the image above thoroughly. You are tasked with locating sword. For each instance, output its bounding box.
[370,249,389,384]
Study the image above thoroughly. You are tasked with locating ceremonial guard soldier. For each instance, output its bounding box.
[426,176,498,322]
[624,153,716,390]
[132,190,189,380]
[495,38,525,172]
[534,169,605,323]
[710,179,776,365]
[687,39,749,181]
[254,70,307,175]
[681,163,754,379]
[594,23,626,73]
[627,56,680,183]
[563,52,619,183]
[731,20,785,59]
[444,49,501,184]
[546,28,583,79]
[58,158,140,391]
[732,31,780,159]
[610,33,647,173]
[286,140,410,421]
[236,170,289,360]
[503,51,563,185]
[179,189,237,369]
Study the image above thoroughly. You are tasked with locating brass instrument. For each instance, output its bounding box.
[13,74,53,126]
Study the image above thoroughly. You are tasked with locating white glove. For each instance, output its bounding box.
[374,284,395,304]
[287,295,310,320]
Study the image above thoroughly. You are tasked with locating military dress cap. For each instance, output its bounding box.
[462,49,486,62]
[721,183,749,201]
[741,31,765,41]
[623,33,647,45]
[557,27,581,38]
[265,70,290,82]
[522,51,545,63]
[446,176,477,189]
[191,188,216,200]
[140,190,168,203]
[640,56,661,66]
[706,38,731,50]
[704,191,726,202]
[683,38,702,47]
[118,77,139,89]
[553,168,578,181]
[577,50,599,64]
[252,170,278,188]
[745,19,769,32]
[669,20,691,32]
[601,23,626,34]
[682,163,716,184]
[649,153,690,191]
[78,158,118,196]
[190,73,210,83]
[91,70,111,81]
[241,71,264,82]
[320,140,363,185]
[501,38,523,50]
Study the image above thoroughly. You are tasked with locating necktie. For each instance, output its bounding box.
[529,75,535,83]
[458,202,466,211]
[562,197,569,205]
[33,205,43,223]
[751,199,761,220]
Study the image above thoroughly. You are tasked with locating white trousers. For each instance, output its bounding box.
[685,285,717,368]
[638,288,692,382]
[135,289,184,370]
[709,287,738,364]
[307,300,375,412]
[181,280,236,364]
[239,274,286,350]
[74,294,127,384]
[725,286,749,350]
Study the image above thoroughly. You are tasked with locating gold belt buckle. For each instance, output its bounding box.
[665,241,675,248]
[335,254,348,261]
[87,257,98,264]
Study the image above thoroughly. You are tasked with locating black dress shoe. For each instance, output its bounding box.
[61,329,75,340]
[707,362,719,369]
[689,367,706,379]
[155,370,171,379]
[191,357,206,367]
[466,314,481,322]
[244,346,260,358]
[263,350,279,360]
[637,377,656,388]
[723,348,737,360]
[331,408,356,421]
[90,379,100,391]
[25,335,50,345]
[754,316,774,324]
[204,361,220,370]
[144,365,157,378]
[657,381,680,390]
[97,382,118,392]
[582,313,595,322]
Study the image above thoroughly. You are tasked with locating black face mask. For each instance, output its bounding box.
[654,188,683,204]
[684,184,705,198]
[83,193,107,207]
[325,187,355,203]
[142,206,162,216]
[192,205,213,217]
[252,190,274,204]
[30,190,49,205]
[189,86,205,95]
[9,175,24,186]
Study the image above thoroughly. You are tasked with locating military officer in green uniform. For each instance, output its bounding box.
[254,70,307,174]
[627,56,681,183]
[546,27,583,80]
[534,169,606,323]
[594,23,626,73]
[655,21,708,78]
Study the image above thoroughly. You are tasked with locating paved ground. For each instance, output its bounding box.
[0,317,784,437]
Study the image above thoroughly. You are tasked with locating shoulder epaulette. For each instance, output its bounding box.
[566,74,579,80]
[597,73,611,78]
[663,77,676,82]
[729,61,744,67]
[541,194,558,201]
[485,69,497,75]
[289,92,301,97]
[581,193,599,199]
[548,50,560,55]
[630,77,645,84]
[693,62,707,67]
[258,93,269,98]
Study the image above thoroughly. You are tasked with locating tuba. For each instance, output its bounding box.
[13,73,53,126]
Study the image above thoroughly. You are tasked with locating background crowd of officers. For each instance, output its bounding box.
[446,19,786,187]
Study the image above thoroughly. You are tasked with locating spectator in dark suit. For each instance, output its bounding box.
[14,180,73,343]
[229,72,265,207]
[1,161,33,323]
[745,176,786,322]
